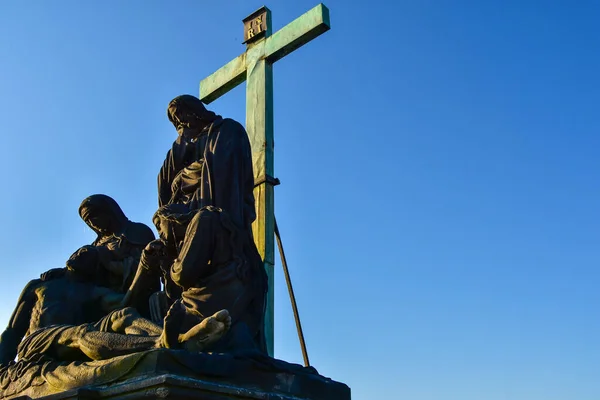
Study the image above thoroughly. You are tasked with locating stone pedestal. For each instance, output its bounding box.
[1,349,350,400]
[21,374,349,399]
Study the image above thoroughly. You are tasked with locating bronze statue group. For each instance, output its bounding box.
[0,95,268,370]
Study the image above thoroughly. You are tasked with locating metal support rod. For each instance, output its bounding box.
[274,217,310,367]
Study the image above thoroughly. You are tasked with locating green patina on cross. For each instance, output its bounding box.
[199,4,330,356]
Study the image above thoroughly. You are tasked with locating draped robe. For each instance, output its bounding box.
[158,117,256,231]
[157,117,267,353]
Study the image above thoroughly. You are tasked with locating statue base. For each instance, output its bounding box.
[1,349,350,400]
[19,373,349,399]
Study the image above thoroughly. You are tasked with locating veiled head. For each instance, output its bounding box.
[167,95,218,139]
[79,194,127,236]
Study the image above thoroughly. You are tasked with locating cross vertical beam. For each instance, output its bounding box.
[245,11,275,356]
[248,60,275,353]
[199,4,330,357]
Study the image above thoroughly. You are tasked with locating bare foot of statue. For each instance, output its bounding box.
[178,310,231,352]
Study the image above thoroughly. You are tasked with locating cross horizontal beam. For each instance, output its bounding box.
[264,3,330,63]
[199,53,247,104]
[200,3,330,104]
[198,3,331,358]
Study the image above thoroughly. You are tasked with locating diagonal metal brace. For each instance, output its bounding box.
[274,217,310,367]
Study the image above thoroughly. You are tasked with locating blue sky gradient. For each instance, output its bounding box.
[0,1,598,399]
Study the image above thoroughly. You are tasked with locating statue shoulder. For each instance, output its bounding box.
[123,222,156,246]
[220,118,246,134]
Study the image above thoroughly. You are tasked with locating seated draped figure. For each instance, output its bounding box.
[140,204,265,353]
[150,95,269,354]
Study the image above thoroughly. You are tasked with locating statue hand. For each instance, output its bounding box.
[105,236,130,260]
[141,240,168,270]
[145,239,167,257]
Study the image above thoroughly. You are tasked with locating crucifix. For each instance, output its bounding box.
[199,4,330,357]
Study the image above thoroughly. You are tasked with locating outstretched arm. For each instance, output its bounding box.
[0,279,42,365]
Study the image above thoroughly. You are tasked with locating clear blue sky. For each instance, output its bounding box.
[1,1,599,399]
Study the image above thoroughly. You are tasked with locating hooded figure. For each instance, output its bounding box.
[77,194,156,292]
[158,95,256,231]
[79,194,154,247]
[156,95,267,353]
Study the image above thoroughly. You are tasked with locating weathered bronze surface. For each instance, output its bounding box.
[157,95,268,354]
[199,3,331,355]
[0,5,343,399]
[2,350,350,399]
[0,195,158,367]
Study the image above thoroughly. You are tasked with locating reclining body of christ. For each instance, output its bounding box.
[11,248,231,365]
